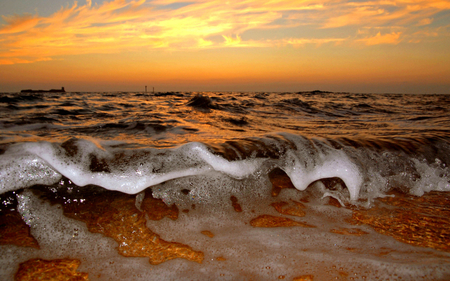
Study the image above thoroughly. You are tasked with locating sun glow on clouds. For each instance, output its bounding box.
[357,31,403,45]
[0,0,448,65]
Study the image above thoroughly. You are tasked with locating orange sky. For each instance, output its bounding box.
[0,0,449,93]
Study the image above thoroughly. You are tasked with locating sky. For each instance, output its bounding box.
[0,0,449,93]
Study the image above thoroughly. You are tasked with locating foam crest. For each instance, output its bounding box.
[0,139,268,195]
[189,142,266,178]
[2,134,450,203]
[284,149,362,201]
[19,140,213,194]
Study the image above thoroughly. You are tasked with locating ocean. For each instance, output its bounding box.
[1,91,449,280]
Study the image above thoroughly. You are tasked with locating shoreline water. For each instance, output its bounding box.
[1,91,450,280]
[2,173,450,280]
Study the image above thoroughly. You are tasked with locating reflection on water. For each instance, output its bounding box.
[1,91,449,147]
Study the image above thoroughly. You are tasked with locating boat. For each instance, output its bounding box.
[21,87,65,93]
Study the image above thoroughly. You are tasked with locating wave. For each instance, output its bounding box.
[1,133,449,206]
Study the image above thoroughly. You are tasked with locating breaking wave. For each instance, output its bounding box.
[2,133,449,206]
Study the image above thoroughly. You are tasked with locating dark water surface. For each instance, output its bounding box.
[1,91,449,147]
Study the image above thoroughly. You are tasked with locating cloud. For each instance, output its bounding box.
[417,18,433,26]
[321,0,450,29]
[283,37,346,47]
[0,14,41,34]
[0,0,449,64]
[0,57,52,65]
[223,35,242,46]
[357,31,402,45]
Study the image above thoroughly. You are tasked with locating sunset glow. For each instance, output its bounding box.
[0,0,449,93]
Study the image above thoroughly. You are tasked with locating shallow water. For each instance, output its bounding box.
[1,91,450,280]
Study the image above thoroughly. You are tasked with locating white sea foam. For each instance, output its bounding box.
[283,148,362,201]
[2,138,362,200]
[1,134,450,204]
[16,189,117,256]
[0,146,61,193]
[410,158,450,196]
[2,184,447,280]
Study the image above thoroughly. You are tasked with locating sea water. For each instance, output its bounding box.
[1,91,449,280]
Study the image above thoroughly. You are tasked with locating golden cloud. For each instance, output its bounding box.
[357,31,402,45]
[0,0,448,64]
[0,14,42,34]
[284,37,347,47]
[417,18,433,26]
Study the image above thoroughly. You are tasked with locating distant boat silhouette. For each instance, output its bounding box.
[21,87,65,93]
